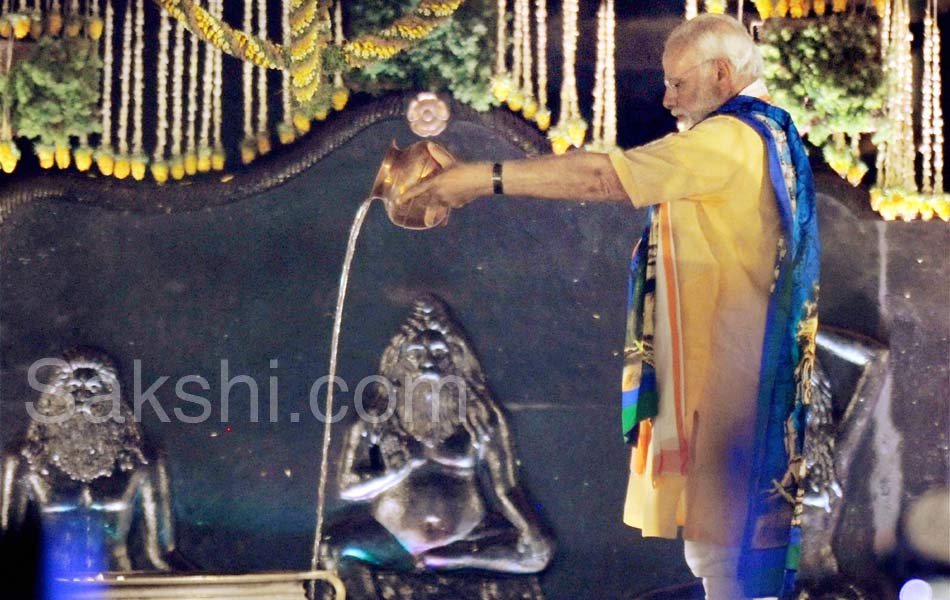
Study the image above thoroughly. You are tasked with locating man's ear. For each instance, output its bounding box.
[714,58,734,83]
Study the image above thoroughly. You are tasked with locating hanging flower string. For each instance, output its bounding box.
[519,0,536,120]
[277,0,296,144]
[534,0,549,130]
[211,0,224,170]
[604,0,616,149]
[506,0,522,111]
[170,18,186,179]
[185,9,201,174]
[751,0,864,19]
[920,0,943,195]
[0,37,19,173]
[871,0,949,221]
[88,0,104,40]
[131,0,146,180]
[151,8,171,183]
[197,0,216,172]
[241,0,256,164]
[330,0,348,114]
[255,0,270,154]
[154,0,459,110]
[74,0,103,171]
[549,0,585,154]
[95,0,114,175]
[112,0,132,177]
[589,0,617,152]
[590,0,606,149]
[490,0,510,103]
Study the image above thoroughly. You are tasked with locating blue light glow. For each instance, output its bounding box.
[900,578,933,600]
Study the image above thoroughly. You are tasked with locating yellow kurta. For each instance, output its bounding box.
[608,115,781,546]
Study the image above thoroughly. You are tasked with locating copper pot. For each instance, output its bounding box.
[372,140,456,230]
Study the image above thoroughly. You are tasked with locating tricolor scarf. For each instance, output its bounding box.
[620,95,819,597]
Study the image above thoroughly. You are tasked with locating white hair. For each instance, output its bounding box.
[665,14,763,81]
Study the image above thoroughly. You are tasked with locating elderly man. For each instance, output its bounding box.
[401,13,819,600]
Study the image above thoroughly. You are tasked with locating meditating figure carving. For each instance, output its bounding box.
[0,348,186,573]
[329,295,551,592]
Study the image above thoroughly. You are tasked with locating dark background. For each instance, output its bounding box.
[0,1,948,598]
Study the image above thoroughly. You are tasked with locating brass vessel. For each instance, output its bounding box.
[372,140,456,230]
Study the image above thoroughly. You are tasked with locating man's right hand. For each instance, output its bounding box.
[398,162,494,213]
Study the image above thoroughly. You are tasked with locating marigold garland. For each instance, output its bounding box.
[154,0,462,110]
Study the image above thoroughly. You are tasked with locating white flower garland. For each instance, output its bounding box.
[604,0,616,148]
[921,0,943,193]
[494,0,506,77]
[153,9,171,161]
[212,0,223,152]
[199,0,216,152]
[171,19,185,157]
[281,0,292,126]
[243,0,254,141]
[591,0,606,146]
[116,0,132,156]
[534,0,547,113]
[132,0,145,157]
[256,0,267,136]
[333,0,343,92]
[100,0,114,150]
[519,0,531,100]
[186,16,200,156]
[510,0,522,103]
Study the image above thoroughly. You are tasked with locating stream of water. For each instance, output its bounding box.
[308,196,376,597]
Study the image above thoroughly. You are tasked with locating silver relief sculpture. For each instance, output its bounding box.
[327,296,552,599]
[0,348,185,573]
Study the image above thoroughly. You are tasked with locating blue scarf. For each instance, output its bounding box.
[622,95,819,597]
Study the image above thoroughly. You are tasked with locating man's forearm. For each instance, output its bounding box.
[493,151,630,203]
[401,150,631,209]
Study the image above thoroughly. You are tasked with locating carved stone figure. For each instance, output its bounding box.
[0,348,187,573]
[326,296,552,599]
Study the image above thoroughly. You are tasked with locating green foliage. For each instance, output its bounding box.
[760,13,885,182]
[10,36,102,146]
[345,0,499,111]
[761,14,885,144]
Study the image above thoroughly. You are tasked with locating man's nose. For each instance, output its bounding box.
[662,87,676,110]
